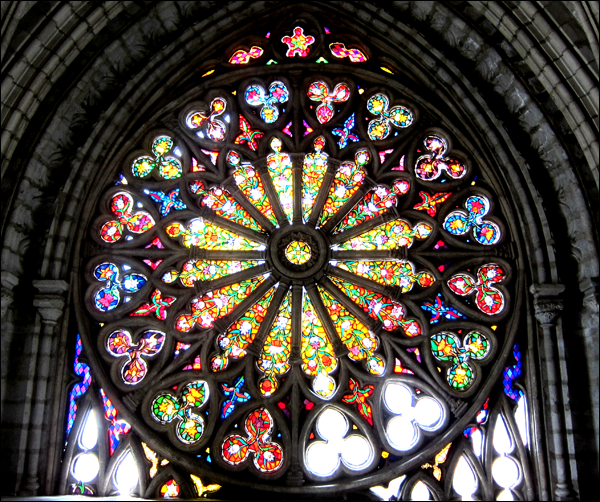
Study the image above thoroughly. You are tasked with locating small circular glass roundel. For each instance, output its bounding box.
[285,241,311,265]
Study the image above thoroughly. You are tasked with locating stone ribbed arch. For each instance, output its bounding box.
[1,1,597,498]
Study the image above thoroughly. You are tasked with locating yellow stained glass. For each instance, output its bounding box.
[285,241,311,265]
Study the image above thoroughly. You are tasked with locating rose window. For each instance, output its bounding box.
[80,24,517,496]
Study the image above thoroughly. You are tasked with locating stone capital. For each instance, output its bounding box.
[1,271,20,319]
[33,279,69,325]
[530,283,565,327]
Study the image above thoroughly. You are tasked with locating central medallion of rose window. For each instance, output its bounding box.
[285,241,311,265]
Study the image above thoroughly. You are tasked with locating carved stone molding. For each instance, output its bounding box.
[1,271,19,320]
[529,283,565,326]
[33,280,69,327]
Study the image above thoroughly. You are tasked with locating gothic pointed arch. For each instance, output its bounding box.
[1,2,597,500]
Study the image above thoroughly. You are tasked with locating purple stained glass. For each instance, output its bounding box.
[100,388,131,454]
[503,344,523,401]
[66,334,92,440]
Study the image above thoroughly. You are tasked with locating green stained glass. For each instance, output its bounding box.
[229,153,278,226]
[267,138,294,221]
[334,260,435,292]
[162,260,259,287]
[175,275,268,332]
[285,241,311,264]
[319,151,367,227]
[301,292,337,398]
[202,187,265,232]
[210,287,276,371]
[338,219,432,250]
[302,137,328,222]
[165,218,263,250]
[328,275,422,336]
[257,292,292,396]
[318,286,384,375]
[333,180,410,233]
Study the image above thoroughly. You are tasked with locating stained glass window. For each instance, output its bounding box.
[63,18,530,500]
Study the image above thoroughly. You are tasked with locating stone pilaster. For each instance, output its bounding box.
[20,280,69,495]
[530,284,577,501]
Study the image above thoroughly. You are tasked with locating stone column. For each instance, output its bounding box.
[1,271,19,409]
[530,284,576,500]
[21,280,69,495]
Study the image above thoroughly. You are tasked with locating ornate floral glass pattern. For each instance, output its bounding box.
[83,51,515,496]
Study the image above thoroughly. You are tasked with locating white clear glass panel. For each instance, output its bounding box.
[492,456,520,489]
[514,395,529,446]
[384,383,413,414]
[413,396,443,430]
[312,373,336,399]
[114,451,138,495]
[453,455,478,500]
[493,415,514,455]
[305,441,340,477]
[72,453,100,483]
[78,409,98,450]
[410,480,431,500]
[471,428,484,458]
[341,435,373,470]
[497,488,515,500]
[316,408,348,441]
[369,475,406,501]
[387,415,417,451]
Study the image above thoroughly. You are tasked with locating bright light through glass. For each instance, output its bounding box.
[514,395,529,446]
[471,428,483,458]
[370,475,406,501]
[453,455,477,500]
[305,440,340,477]
[387,415,417,451]
[492,456,520,489]
[114,451,138,495]
[79,409,98,450]
[497,488,515,500]
[341,435,373,470]
[73,453,100,483]
[384,383,412,414]
[411,480,431,500]
[316,408,348,441]
[413,397,443,430]
[493,415,514,455]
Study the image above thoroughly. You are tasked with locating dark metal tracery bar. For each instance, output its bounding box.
[187,249,266,261]
[307,159,340,228]
[290,283,303,363]
[194,263,270,296]
[331,249,408,261]
[221,176,276,232]
[318,276,382,333]
[213,274,278,332]
[197,205,268,244]
[254,160,289,227]
[326,264,388,296]
[247,281,290,356]
[329,208,400,246]
[320,176,378,234]
[305,283,348,357]
[291,153,303,225]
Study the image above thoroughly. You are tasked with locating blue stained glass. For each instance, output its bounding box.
[503,344,523,401]
[421,293,466,324]
[331,113,360,149]
[66,334,92,440]
[220,376,251,420]
[145,188,186,216]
